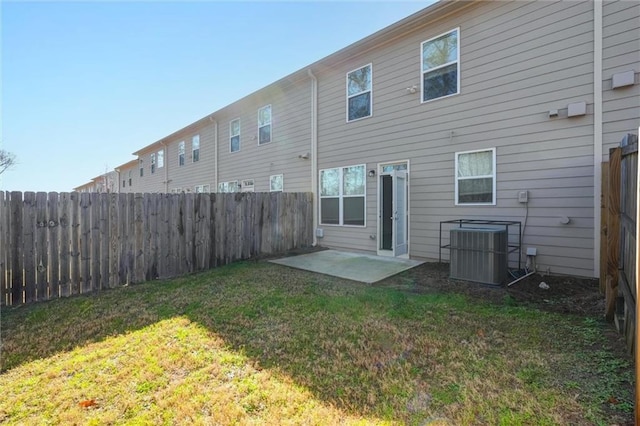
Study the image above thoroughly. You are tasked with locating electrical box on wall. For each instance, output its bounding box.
[518,190,528,203]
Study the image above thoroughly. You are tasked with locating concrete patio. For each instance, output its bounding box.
[269,250,424,284]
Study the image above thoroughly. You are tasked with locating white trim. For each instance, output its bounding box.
[307,69,318,246]
[319,164,366,227]
[593,0,603,278]
[346,63,373,123]
[376,160,411,257]
[454,147,496,206]
[258,105,272,145]
[420,27,460,104]
[229,118,241,153]
[269,174,283,192]
[191,135,200,163]
[178,141,185,166]
[241,179,255,192]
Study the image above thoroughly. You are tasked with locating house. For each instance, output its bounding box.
[73,171,119,193]
[78,0,639,278]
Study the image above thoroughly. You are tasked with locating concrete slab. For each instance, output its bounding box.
[269,250,424,284]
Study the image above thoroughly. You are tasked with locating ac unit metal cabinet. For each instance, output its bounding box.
[450,228,508,285]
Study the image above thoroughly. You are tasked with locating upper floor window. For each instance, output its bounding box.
[455,147,496,205]
[192,135,200,162]
[194,184,210,193]
[230,119,241,152]
[157,149,164,169]
[241,179,255,192]
[258,105,272,144]
[178,141,185,166]
[421,28,459,103]
[218,181,239,193]
[128,170,132,186]
[151,153,156,174]
[347,64,372,122]
[320,164,365,226]
[139,164,144,177]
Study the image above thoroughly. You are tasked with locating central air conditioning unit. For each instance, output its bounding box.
[450,228,508,285]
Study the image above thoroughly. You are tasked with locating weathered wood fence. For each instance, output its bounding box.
[0,191,313,306]
[602,134,637,353]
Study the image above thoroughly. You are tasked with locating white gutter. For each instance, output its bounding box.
[307,68,318,246]
[593,0,603,279]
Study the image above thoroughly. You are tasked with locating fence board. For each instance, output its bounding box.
[0,191,312,306]
[0,192,6,305]
[70,192,80,295]
[9,191,23,305]
[48,192,60,299]
[99,192,110,290]
[22,192,36,303]
[80,193,91,293]
[59,192,71,297]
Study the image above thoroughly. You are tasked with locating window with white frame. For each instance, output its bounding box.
[139,162,144,177]
[230,119,241,152]
[151,153,156,174]
[347,64,372,122]
[178,141,185,166]
[455,148,496,205]
[258,105,272,144]
[320,165,365,226]
[171,188,182,193]
[157,149,164,168]
[128,170,132,186]
[241,179,255,192]
[269,174,283,192]
[421,28,459,103]
[218,181,239,193]
[195,184,210,193]
[192,135,200,162]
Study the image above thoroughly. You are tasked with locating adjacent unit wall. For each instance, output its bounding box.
[602,0,640,158]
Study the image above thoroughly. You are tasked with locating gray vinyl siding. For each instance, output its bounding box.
[316,0,597,276]
[163,122,217,192]
[602,0,640,158]
[216,79,312,192]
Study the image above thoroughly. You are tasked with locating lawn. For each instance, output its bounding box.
[0,260,633,425]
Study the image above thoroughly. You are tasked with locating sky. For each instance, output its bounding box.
[1,0,435,192]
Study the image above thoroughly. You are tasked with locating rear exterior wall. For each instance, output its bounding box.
[315,0,597,277]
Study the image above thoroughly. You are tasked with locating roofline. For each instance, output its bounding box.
[114,158,140,171]
[131,0,470,157]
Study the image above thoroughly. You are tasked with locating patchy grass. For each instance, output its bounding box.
[0,261,633,425]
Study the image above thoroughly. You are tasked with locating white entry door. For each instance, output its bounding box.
[378,164,409,257]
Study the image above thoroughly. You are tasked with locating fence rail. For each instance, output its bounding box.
[0,191,313,306]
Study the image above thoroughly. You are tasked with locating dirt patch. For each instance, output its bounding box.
[381,261,605,317]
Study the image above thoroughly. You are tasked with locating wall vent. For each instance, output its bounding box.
[450,228,508,285]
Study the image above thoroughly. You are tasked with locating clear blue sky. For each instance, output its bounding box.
[1,1,434,192]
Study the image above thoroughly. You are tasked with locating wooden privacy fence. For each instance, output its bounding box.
[0,191,313,306]
[602,134,637,353]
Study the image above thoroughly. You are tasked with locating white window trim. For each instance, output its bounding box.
[346,63,373,123]
[192,135,200,163]
[420,27,460,104]
[218,180,239,193]
[194,184,210,193]
[258,105,272,145]
[269,174,283,192]
[157,149,164,169]
[241,179,255,192]
[230,118,241,153]
[150,153,156,174]
[319,164,367,227]
[178,141,185,166]
[454,147,496,206]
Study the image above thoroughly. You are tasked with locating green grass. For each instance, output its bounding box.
[0,261,633,425]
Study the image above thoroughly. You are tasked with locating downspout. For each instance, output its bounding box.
[211,117,218,191]
[161,141,169,193]
[307,68,318,246]
[593,0,603,279]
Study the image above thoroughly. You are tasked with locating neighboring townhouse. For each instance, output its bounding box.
[115,159,140,194]
[74,171,118,193]
[76,0,639,278]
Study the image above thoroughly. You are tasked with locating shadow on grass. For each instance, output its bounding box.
[0,260,633,424]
